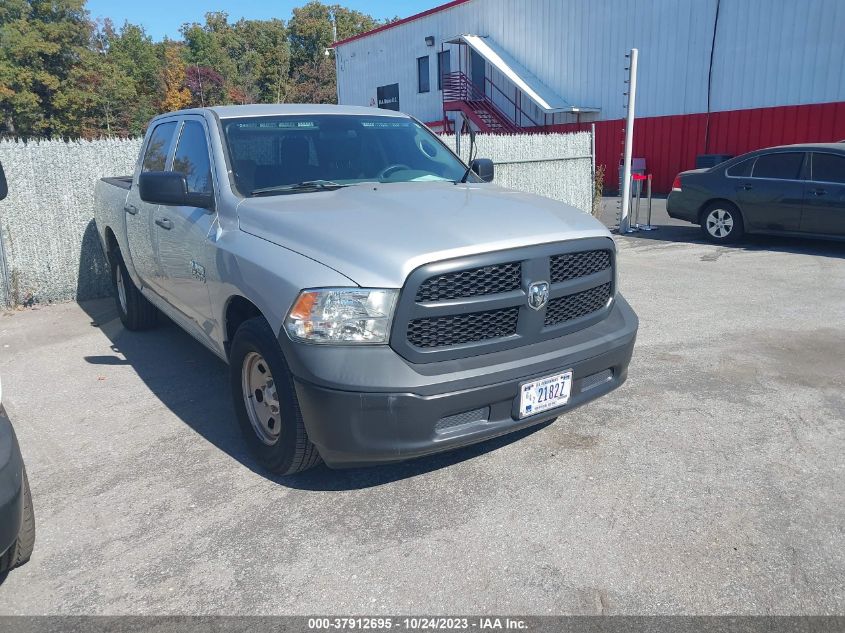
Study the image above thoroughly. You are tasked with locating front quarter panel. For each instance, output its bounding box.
[206,227,358,353]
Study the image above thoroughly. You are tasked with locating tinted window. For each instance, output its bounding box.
[752,152,804,180]
[417,56,430,93]
[437,50,451,90]
[811,152,845,184]
[223,115,473,195]
[172,121,212,194]
[726,157,754,177]
[142,122,177,172]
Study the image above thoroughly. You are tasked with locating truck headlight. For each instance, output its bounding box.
[284,288,398,344]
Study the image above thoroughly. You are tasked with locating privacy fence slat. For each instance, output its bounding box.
[0,132,591,307]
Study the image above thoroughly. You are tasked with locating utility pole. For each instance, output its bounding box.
[619,48,638,233]
[196,62,205,107]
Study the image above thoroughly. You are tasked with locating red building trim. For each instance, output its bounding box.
[333,0,474,47]
[552,101,845,194]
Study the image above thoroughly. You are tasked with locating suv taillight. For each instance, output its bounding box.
[671,176,682,191]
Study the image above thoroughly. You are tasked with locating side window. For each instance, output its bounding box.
[142,121,177,172]
[811,153,845,184]
[752,152,805,180]
[726,157,754,177]
[417,56,430,93]
[172,120,212,194]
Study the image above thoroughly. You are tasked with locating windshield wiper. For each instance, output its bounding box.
[250,180,351,196]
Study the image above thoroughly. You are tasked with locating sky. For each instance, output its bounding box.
[85,0,437,41]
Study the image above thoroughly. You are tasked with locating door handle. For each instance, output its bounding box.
[811,188,827,196]
[155,218,173,230]
[740,184,753,191]
[124,204,138,215]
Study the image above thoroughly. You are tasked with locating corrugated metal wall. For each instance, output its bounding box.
[556,101,845,193]
[336,0,845,192]
[337,0,845,123]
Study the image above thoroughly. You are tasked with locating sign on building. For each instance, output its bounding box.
[376,83,400,111]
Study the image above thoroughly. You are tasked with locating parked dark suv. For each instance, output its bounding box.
[667,143,845,243]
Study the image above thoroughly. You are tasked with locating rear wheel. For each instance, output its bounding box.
[229,317,322,475]
[0,466,35,574]
[110,250,158,330]
[700,202,745,243]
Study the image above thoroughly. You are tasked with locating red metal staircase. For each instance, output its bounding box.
[441,72,522,134]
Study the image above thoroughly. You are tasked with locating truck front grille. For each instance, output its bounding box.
[544,283,612,327]
[392,239,616,363]
[407,307,519,348]
[550,250,611,283]
[415,262,521,302]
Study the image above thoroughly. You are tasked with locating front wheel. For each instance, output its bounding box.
[700,202,745,243]
[229,317,322,475]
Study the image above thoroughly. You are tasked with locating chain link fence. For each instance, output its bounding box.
[0,132,592,307]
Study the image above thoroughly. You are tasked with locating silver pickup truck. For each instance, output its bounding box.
[94,104,638,474]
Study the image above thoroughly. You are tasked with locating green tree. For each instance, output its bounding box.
[231,18,290,103]
[181,13,289,106]
[0,0,91,137]
[287,2,380,103]
[104,20,162,134]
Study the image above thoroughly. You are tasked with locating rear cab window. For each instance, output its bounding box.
[751,152,805,180]
[142,121,178,172]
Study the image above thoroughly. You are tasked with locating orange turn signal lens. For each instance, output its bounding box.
[289,291,319,320]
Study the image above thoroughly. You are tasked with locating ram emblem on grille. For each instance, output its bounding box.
[527,281,550,310]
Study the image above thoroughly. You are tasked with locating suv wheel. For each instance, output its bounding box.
[229,317,322,475]
[701,202,745,243]
[110,251,158,330]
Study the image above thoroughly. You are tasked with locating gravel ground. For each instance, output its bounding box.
[0,201,842,615]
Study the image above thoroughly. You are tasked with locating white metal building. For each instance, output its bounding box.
[333,0,845,190]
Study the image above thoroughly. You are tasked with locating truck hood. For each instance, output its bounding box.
[236,181,612,288]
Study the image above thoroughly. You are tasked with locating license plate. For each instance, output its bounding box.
[518,370,573,419]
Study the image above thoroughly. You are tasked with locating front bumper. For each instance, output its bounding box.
[0,404,24,556]
[281,295,638,468]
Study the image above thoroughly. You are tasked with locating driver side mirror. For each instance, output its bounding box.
[138,171,213,209]
[0,160,7,201]
[471,158,494,183]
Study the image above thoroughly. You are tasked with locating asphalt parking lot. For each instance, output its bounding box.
[0,200,843,615]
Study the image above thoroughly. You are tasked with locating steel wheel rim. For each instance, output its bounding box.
[706,208,734,238]
[115,265,128,314]
[241,351,281,446]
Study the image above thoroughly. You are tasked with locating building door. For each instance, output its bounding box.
[470,48,485,95]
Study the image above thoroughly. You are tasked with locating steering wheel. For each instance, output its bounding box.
[378,164,412,180]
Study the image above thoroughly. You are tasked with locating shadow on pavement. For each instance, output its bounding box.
[77,298,548,491]
[618,223,845,259]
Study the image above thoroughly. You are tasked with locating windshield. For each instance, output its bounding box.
[222,114,474,196]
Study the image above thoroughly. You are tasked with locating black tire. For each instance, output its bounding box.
[700,201,745,243]
[0,466,35,573]
[110,249,158,331]
[229,317,322,475]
